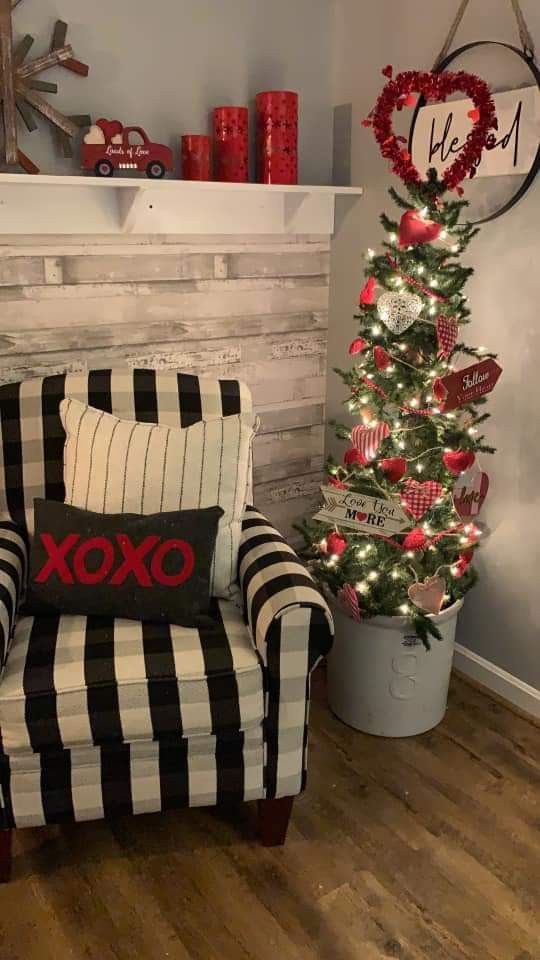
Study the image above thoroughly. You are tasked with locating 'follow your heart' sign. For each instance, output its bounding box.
[412,86,539,179]
[314,487,409,537]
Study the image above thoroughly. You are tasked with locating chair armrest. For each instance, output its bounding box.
[238,506,333,669]
[0,522,27,669]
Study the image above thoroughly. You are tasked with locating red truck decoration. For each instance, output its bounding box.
[81,119,173,178]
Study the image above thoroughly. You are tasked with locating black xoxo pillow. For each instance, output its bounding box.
[26,499,224,627]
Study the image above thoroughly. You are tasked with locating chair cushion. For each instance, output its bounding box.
[0,600,263,755]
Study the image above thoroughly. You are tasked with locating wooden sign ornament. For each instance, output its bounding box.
[313,486,409,537]
[0,0,90,173]
[434,358,502,411]
[453,468,489,518]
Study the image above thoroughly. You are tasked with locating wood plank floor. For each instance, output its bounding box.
[0,673,538,960]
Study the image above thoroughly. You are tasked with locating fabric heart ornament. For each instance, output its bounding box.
[379,457,407,484]
[453,469,489,518]
[436,315,458,358]
[337,583,361,622]
[349,337,367,356]
[377,291,422,335]
[359,276,376,305]
[399,209,442,247]
[408,575,446,615]
[367,69,497,191]
[350,421,391,461]
[401,479,444,520]
[373,345,391,370]
[443,449,476,476]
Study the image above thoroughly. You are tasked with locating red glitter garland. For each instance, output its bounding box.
[385,254,447,302]
[360,376,439,418]
[364,68,497,193]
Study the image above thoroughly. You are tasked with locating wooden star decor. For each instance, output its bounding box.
[0,0,90,173]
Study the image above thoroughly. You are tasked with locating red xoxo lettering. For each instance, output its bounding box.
[35,533,195,587]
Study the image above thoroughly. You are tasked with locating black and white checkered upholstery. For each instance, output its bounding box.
[0,370,332,830]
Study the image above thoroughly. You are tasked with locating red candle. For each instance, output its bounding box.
[181,135,211,181]
[256,91,298,185]
[213,106,248,182]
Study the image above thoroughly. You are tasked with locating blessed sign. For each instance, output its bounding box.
[411,85,539,179]
[437,358,502,411]
[313,486,409,536]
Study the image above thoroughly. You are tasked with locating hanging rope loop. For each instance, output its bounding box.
[433,0,535,70]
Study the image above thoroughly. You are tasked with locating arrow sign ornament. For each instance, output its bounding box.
[436,358,502,412]
[314,486,409,537]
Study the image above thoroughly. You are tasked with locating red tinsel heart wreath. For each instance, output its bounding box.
[365,69,497,192]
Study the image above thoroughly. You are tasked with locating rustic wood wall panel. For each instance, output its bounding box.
[0,233,330,540]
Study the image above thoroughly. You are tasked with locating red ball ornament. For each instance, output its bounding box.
[399,209,442,247]
[402,527,427,551]
[379,456,407,483]
[359,276,376,305]
[373,345,391,370]
[344,446,369,467]
[349,337,368,355]
[327,532,347,556]
[443,450,476,475]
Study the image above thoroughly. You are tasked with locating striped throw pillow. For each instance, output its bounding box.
[59,397,256,599]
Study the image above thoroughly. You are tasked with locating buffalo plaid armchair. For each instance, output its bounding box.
[0,369,332,880]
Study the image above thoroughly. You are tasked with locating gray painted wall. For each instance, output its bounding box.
[329,0,540,688]
[12,0,333,184]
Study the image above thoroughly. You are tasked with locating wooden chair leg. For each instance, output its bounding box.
[258,796,294,846]
[0,829,12,883]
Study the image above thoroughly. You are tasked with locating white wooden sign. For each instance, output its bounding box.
[411,85,539,179]
[314,486,409,536]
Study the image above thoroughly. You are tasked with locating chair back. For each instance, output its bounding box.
[0,368,253,534]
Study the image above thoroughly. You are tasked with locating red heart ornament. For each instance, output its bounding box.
[401,479,444,519]
[349,337,367,355]
[467,107,480,122]
[453,469,489,518]
[344,446,369,467]
[379,457,407,484]
[368,70,497,191]
[326,532,347,556]
[402,527,427,551]
[350,421,391,461]
[359,276,376,305]
[408,575,446,615]
[399,209,441,247]
[373,345,391,370]
[443,449,476,476]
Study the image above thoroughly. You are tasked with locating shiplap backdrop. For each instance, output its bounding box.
[0,233,329,540]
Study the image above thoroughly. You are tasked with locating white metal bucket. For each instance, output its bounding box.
[327,599,463,737]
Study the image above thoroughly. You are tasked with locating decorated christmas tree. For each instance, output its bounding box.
[299,67,502,648]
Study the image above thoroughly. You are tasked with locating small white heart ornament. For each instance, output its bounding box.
[377,291,423,335]
[408,575,446,616]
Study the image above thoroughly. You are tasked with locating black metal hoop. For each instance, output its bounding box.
[408,41,540,224]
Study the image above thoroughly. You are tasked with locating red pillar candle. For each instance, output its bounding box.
[255,91,298,185]
[181,135,211,181]
[213,106,248,182]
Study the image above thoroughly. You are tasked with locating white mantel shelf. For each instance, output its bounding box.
[0,173,363,235]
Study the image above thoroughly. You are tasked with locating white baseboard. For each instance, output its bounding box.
[453,643,540,720]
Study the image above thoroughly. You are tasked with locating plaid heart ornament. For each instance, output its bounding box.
[436,315,458,358]
[401,479,444,520]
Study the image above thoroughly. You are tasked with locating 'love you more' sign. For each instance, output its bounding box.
[411,86,539,179]
[314,487,409,537]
